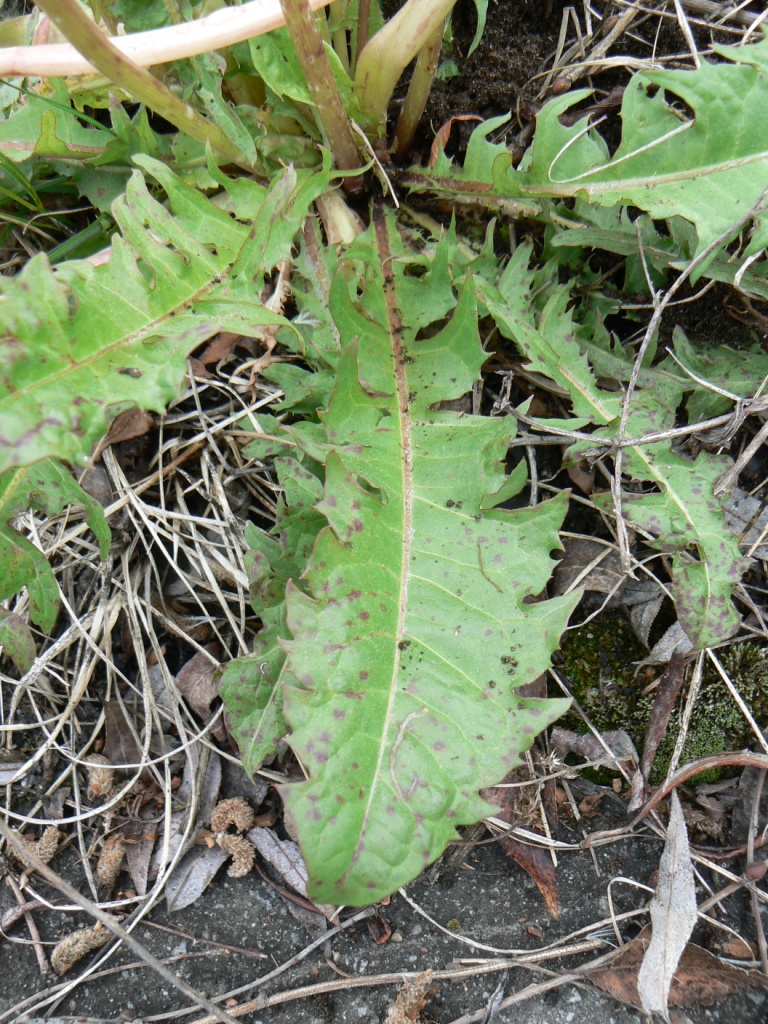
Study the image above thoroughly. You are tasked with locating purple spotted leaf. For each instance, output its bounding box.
[225,210,577,906]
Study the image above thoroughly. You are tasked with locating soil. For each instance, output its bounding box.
[2,781,767,1023]
[3,4,768,1024]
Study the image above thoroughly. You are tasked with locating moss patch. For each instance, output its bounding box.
[557,618,768,784]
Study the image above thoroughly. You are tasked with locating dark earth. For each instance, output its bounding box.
[2,778,767,1023]
[3,1,768,1022]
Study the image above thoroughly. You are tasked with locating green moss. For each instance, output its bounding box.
[558,620,768,785]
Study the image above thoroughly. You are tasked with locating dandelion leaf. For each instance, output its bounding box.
[227,210,577,905]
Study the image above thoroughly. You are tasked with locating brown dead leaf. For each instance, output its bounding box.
[197,331,254,367]
[640,651,687,785]
[122,823,156,898]
[103,700,143,772]
[483,780,559,919]
[551,539,625,598]
[551,727,639,773]
[566,459,595,496]
[429,115,483,166]
[98,407,153,456]
[176,648,224,740]
[587,931,768,1010]
[578,792,604,816]
[367,914,392,945]
[638,791,697,1018]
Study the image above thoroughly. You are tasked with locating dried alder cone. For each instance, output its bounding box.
[210,796,255,833]
[85,754,115,802]
[95,833,126,889]
[207,796,257,878]
[11,825,62,869]
[51,921,113,975]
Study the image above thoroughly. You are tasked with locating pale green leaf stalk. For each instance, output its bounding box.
[34,0,252,170]
[392,21,444,161]
[355,0,458,136]
[225,211,578,905]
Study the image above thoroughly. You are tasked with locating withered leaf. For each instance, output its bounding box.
[587,932,768,1010]
[483,780,558,919]
[638,792,697,1018]
[165,846,230,912]
[99,407,153,454]
[640,651,687,784]
[176,649,224,740]
[103,700,142,771]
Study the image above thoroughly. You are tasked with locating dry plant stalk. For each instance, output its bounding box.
[95,833,126,889]
[216,833,256,878]
[51,921,113,975]
[86,754,115,802]
[210,796,254,833]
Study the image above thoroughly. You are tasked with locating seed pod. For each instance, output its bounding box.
[51,922,112,975]
[603,15,619,33]
[210,796,254,834]
[86,754,114,802]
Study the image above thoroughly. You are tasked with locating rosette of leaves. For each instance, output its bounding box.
[222,211,578,905]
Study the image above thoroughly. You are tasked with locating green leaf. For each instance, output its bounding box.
[413,32,768,265]
[221,458,325,772]
[479,240,621,425]
[660,327,768,422]
[0,459,110,632]
[249,26,314,106]
[467,0,489,57]
[0,608,36,675]
[587,394,748,648]
[0,79,113,163]
[230,212,577,906]
[0,158,332,474]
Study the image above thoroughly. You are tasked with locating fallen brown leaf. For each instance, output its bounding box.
[483,779,559,919]
[103,700,142,772]
[383,970,435,1024]
[638,791,697,1017]
[98,407,153,455]
[640,651,687,784]
[587,932,768,1010]
[176,648,224,740]
[367,914,392,945]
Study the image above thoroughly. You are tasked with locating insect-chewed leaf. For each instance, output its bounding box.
[270,210,577,906]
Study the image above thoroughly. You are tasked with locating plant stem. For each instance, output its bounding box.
[391,21,444,161]
[34,0,251,170]
[0,0,334,78]
[355,0,458,137]
[278,0,362,188]
[353,0,370,70]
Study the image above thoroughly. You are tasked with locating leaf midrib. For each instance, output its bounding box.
[353,214,414,850]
